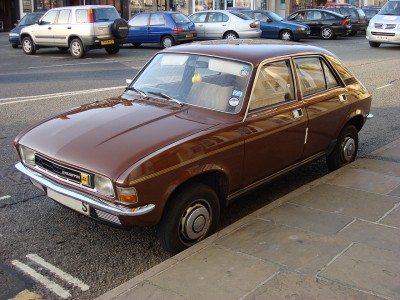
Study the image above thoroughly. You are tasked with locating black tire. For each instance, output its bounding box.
[22,36,36,55]
[11,43,18,49]
[280,30,294,41]
[157,183,220,254]
[161,35,175,48]
[348,30,357,36]
[321,27,334,40]
[58,47,69,52]
[69,38,86,59]
[223,31,239,39]
[369,41,381,48]
[132,43,141,48]
[105,45,120,54]
[111,18,129,39]
[326,125,358,171]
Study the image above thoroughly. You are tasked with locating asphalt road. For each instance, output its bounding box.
[0,34,399,300]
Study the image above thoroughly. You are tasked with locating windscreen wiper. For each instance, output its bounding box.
[147,91,183,106]
[126,86,147,98]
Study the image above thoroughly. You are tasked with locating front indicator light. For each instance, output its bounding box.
[117,187,139,205]
[297,27,306,31]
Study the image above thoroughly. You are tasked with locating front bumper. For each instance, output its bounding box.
[15,162,155,226]
[366,28,400,44]
[293,30,310,39]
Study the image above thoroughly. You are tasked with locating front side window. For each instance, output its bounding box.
[150,14,165,26]
[41,10,58,25]
[129,14,149,26]
[208,12,227,22]
[294,56,340,97]
[130,54,252,113]
[250,59,295,111]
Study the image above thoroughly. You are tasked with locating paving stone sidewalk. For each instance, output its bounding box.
[97,139,400,300]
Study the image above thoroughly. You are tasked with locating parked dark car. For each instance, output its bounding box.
[287,9,352,39]
[233,9,310,41]
[363,6,381,23]
[125,11,197,48]
[8,12,44,48]
[324,5,367,35]
[14,39,372,254]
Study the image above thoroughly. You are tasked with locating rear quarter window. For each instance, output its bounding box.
[325,54,355,83]
[76,9,89,23]
[94,8,120,22]
[171,13,191,24]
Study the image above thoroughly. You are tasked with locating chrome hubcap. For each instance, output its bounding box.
[163,38,172,48]
[23,40,31,52]
[282,32,291,40]
[226,34,237,40]
[71,42,81,56]
[181,203,211,241]
[322,28,332,38]
[342,137,355,162]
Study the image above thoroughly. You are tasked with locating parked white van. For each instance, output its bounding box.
[366,0,400,47]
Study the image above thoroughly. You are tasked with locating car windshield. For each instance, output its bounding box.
[171,13,191,24]
[379,0,400,15]
[130,53,252,113]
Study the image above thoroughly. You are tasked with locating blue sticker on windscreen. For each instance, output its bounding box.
[232,90,242,97]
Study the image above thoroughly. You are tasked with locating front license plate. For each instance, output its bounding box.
[101,40,114,45]
[377,36,389,40]
[47,188,90,216]
[186,33,194,38]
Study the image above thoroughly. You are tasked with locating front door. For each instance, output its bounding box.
[34,10,59,45]
[243,59,307,186]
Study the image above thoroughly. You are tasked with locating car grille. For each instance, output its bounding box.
[371,31,396,36]
[374,23,396,29]
[35,155,94,188]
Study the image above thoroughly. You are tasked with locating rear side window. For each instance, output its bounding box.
[150,14,165,26]
[171,13,191,24]
[208,12,228,22]
[294,57,340,97]
[93,8,120,22]
[76,9,89,23]
[58,10,71,24]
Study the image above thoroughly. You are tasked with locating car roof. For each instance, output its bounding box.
[161,40,334,66]
[291,9,346,17]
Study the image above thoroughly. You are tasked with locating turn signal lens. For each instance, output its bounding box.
[174,27,184,32]
[117,187,139,205]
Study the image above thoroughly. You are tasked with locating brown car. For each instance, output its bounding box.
[14,40,372,254]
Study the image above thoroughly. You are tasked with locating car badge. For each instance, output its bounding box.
[382,23,387,29]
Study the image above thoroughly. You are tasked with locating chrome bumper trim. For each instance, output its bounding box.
[15,162,155,217]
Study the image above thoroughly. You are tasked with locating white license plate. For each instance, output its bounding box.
[47,188,90,216]
[377,36,389,40]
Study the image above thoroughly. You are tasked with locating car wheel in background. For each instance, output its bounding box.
[349,30,357,36]
[105,45,120,54]
[369,41,381,47]
[280,30,294,41]
[321,27,334,40]
[223,31,239,39]
[157,183,220,254]
[70,38,86,59]
[161,35,175,48]
[22,36,36,55]
[111,18,129,39]
[326,125,358,171]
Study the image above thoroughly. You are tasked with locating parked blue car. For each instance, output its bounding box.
[234,10,310,41]
[125,11,197,48]
[9,12,45,48]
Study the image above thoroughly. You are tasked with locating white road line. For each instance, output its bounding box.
[0,195,11,200]
[376,84,393,90]
[11,260,71,299]
[28,60,117,69]
[27,254,90,291]
[0,86,126,106]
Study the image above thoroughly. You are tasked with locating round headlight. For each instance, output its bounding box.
[19,145,36,166]
[94,174,114,197]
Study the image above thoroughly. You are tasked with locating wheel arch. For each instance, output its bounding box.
[20,33,33,42]
[343,114,365,133]
[223,30,239,39]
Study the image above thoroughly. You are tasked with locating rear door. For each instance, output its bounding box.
[293,55,351,158]
[305,10,324,35]
[52,9,72,46]
[204,12,229,38]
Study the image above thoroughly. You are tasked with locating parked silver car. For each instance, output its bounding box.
[188,10,261,39]
[366,0,400,47]
[20,5,129,58]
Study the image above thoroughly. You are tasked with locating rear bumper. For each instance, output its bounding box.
[15,162,155,227]
[175,31,198,43]
[293,30,311,39]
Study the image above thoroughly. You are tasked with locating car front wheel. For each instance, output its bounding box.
[157,183,220,254]
[321,27,334,40]
[369,41,381,47]
[70,38,86,59]
[223,31,239,39]
[161,36,175,48]
[22,37,36,55]
[326,125,358,171]
[280,30,294,41]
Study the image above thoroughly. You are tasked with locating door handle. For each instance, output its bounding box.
[67,27,71,29]
[292,108,303,119]
[339,94,347,102]
[48,27,52,30]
